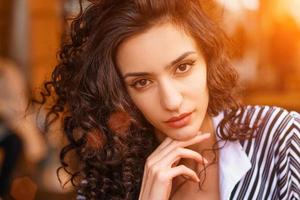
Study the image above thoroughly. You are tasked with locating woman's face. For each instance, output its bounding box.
[116,23,209,141]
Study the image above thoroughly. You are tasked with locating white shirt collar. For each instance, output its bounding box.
[212,112,252,200]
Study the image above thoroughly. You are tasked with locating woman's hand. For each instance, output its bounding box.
[138,132,211,200]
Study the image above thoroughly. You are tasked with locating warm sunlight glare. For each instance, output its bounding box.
[217,0,260,11]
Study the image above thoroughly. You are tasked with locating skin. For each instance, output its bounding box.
[116,22,219,200]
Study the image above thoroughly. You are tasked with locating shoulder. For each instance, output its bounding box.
[227,105,300,199]
[214,105,296,141]
[235,105,299,155]
[238,105,299,133]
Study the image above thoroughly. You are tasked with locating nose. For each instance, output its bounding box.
[159,78,183,112]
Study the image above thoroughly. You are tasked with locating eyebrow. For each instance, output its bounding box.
[123,51,196,79]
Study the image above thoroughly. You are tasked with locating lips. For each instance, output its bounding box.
[164,112,192,128]
[165,112,192,122]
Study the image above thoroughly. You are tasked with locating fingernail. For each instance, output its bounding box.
[198,132,210,136]
[204,132,211,136]
[204,158,209,164]
[199,158,209,164]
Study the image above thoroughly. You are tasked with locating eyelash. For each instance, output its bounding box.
[175,60,196,74]
[129,60,196,90]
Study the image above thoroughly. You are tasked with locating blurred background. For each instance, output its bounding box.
[0,0,299,199]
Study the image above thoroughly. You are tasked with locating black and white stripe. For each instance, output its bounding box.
[230,106,300,200]
[76,105,299,200]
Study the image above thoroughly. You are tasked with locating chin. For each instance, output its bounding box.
[168,125,200,141]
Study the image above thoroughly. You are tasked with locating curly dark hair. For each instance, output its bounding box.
[33,0,260,199]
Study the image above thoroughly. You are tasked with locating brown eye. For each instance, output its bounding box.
[130,79,152,89]
[178,64,187,71]
[138,79,148,86]
[175,64,191,73]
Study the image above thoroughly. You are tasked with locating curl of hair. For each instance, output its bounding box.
[33,0,262,199]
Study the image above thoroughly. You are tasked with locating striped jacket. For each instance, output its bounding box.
[213,106,300,200]
[77,105,299,200]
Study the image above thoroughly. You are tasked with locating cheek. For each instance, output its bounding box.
[185,69,208,98]
[184,69,209,115]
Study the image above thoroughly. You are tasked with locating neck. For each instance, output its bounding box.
[170,115,219,197]
[188,114,217,155]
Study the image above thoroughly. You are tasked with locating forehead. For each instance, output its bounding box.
[116,23,200,73]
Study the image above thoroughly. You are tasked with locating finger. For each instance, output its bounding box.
[140,133,210,199]
[147,165,199,199]
[163,147,209,167]
[147,137,173,161]
[140,138,173,199]
[146,132,210,170]
[165,165,200,183]
[146,147,206,196]
[150,132,210,165]
[171,159,180,168]
[156,137,173,151]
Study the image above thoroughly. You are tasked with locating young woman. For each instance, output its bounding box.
[36,0,300,199]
